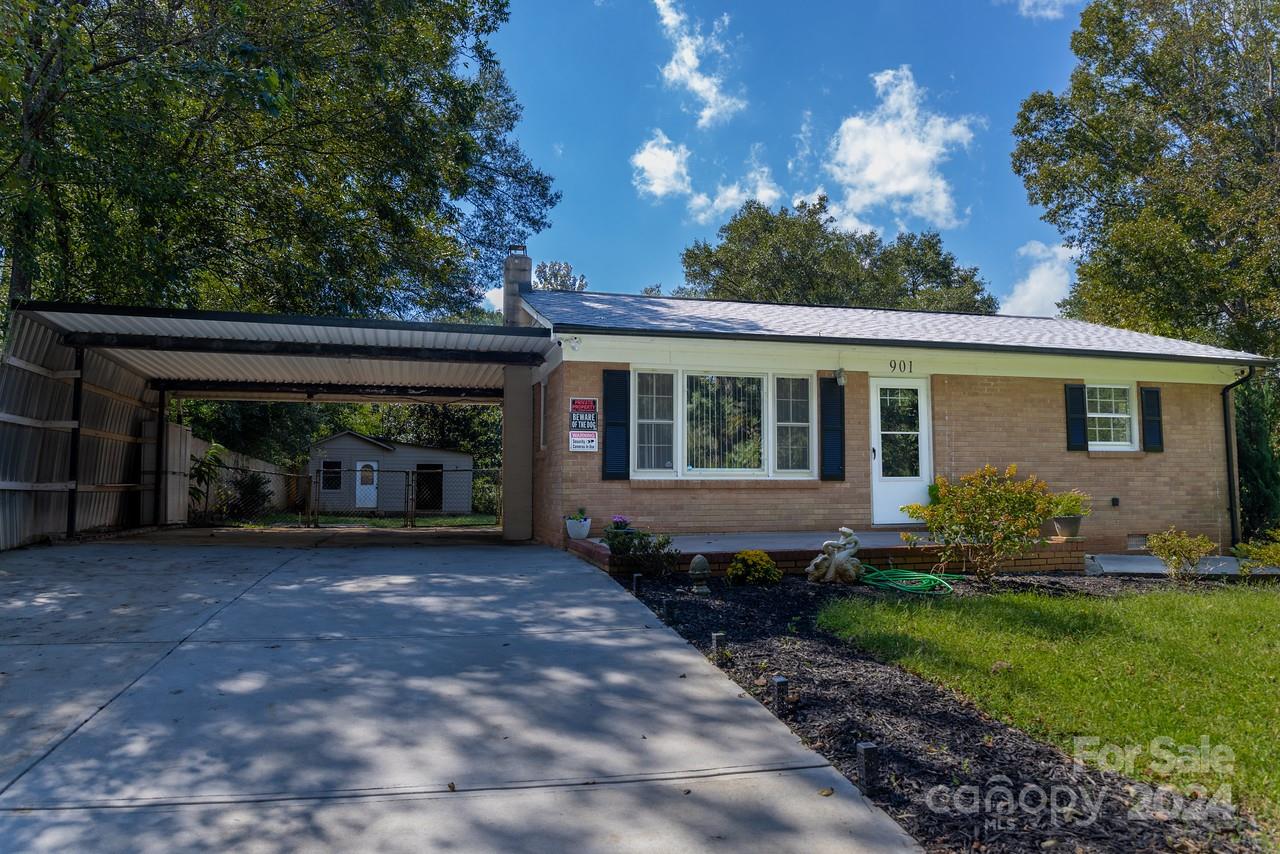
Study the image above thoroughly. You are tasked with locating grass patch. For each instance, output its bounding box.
[818,586,1280,830]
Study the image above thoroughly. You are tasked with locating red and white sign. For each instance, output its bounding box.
[569,397,598,452]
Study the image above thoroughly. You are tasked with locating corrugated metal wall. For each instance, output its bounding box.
[0,314,158,550]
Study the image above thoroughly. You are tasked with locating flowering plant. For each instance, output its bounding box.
[609,514,631,529]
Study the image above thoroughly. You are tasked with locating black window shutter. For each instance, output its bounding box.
[601,370,630,480]
[1065,384,1088,451]
[1140,387,1164,452]
[819,377,845,481]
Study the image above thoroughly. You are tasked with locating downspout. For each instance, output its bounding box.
[1222,366,1256,547]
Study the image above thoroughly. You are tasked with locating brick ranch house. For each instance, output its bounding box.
[497,251,1272,555]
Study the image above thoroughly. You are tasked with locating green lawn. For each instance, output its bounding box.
[818,586,1280,831]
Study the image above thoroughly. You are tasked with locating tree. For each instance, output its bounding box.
[1237,381,1280,539]
[1011,0,1280,354]
[678,197,998,313]
[1012,0,1280,535]
[1,0,557,318]
[533,260,587,291]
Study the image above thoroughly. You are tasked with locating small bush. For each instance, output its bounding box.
[726,549,782,585]
[902,464,1055,584]
[229,470,272,520]
[602,516,680,576]
[1050,489,1092,517]
[1146,527,1216,584]
[1234,529,1280,577]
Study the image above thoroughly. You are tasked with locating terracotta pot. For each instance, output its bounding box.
[1053,515,1084,538]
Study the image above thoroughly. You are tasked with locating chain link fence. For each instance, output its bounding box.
[188,464,500,529]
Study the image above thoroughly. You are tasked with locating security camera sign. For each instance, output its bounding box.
[569,398,598,452]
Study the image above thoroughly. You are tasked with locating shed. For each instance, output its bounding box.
[308,431,474,515]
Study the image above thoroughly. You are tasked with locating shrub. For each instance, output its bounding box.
[1146,527,1216,584]
[902,464,1055,584]
[1050,489,1092,517]
[1233,528,1280,577]
[602,516,681,576]
[229,470,272,520]
[726,549,782,585]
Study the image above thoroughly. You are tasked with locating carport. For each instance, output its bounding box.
[0,301,554,547]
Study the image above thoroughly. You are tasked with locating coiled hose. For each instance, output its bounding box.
[860,566,965,595]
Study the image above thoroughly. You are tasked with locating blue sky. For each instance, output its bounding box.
[487,0,1086,315]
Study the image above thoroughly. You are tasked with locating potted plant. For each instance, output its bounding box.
[1050,489,1091,538]
[564,508,591,540]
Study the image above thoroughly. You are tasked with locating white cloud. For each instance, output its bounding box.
[482,286,504,311]
[688,151,782,223]
[787,110,814,176]
[631,129,693,198]
[653,0,746,128]
[824,65,977,230]
[1008,0,1079,19]
[1002,241,1077,316]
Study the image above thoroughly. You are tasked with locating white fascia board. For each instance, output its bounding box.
[560,333,1243,386]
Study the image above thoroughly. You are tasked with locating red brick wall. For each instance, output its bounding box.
[533,361,1233,553]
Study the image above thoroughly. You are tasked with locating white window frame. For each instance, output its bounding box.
[629,367,817,480]
[633,369,678,474]
[1085,382,1139,451]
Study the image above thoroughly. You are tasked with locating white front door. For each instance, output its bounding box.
[355,460,378,509]
[870,378,932,525]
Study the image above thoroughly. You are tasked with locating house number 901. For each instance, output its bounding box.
[889,359,913,373]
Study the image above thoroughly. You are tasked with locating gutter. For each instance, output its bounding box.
[1222,366,1256,546]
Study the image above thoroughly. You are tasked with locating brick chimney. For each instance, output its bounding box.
[503,245,532,326]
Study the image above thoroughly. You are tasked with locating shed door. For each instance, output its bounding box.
[355,460,378,509]
[415,464,443,512]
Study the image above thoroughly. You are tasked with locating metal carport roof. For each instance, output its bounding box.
[13,302,555,403]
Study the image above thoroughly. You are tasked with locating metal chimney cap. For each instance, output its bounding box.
[507,244,528,254]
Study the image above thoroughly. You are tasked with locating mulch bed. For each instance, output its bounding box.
[632,573,1264,853]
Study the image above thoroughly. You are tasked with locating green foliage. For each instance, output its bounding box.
[566,507,587,521]
[1050,489,1092,518]
[533,260,588,292]
[1146,527,1217,585]
[602,518,680,576]
[678,197,999,313]
[902,464,1055,583]
[229,470,272,520]
[188,442,226,512]
[1238,381,1280,539]
[725,549,782,586]
[1234,529,1280,576]
[1011,0,1280,353]
[818,587,1280,830]
[1,0,556,316]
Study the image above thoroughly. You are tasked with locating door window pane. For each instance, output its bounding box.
[636,372,675,470]
[879,386,921,478]
[359,464,375,485]
[687,374,763,470]
[881,433,920,478]
[775,377,810,471]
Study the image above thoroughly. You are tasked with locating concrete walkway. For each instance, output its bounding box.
[0,533,916,852]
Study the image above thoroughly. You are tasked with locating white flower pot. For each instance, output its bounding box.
[565,517,592,540]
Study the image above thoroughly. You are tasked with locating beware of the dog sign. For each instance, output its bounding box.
[569,397,598,452]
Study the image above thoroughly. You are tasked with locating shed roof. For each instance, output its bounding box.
[15,302,555,403]
[522,291,1270,366]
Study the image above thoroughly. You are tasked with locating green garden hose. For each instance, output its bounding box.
[860,566,965,595]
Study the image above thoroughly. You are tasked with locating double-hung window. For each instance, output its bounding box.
[774,376,811,471]
[1085,384,1136,450]
[636,372,675,470]
[632,369,815,477]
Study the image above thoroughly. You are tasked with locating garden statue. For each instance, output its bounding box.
[688,554,711,594]
[806,527,864,584]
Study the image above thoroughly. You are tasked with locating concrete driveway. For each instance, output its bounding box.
[0,532,915,852]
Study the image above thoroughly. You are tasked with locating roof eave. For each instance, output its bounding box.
[549,324,1273,368]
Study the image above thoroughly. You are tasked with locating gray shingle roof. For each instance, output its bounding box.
[523,291,1270,366]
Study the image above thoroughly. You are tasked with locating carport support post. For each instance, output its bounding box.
[153,389,167,526]
[502,366,534,540]
[65,347,84,539]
